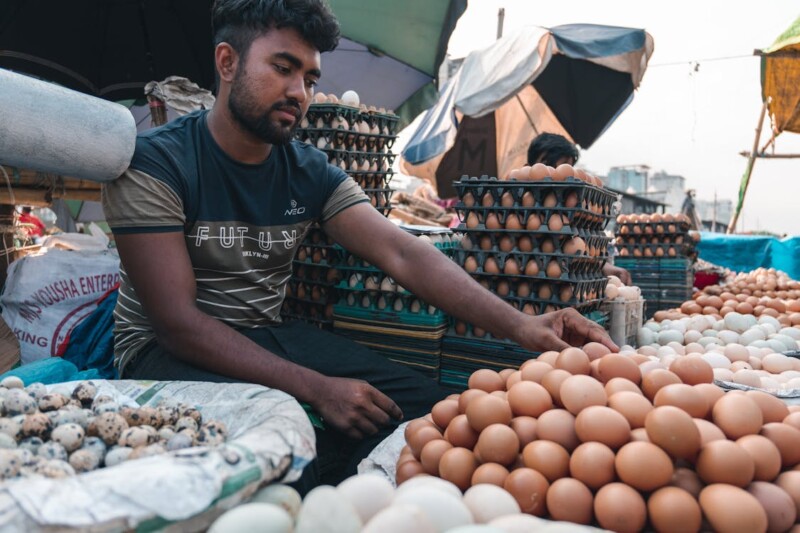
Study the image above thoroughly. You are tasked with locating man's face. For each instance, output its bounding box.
[228,27,321,145]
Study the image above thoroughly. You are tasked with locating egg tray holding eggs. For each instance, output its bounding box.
[280,301,334,330]
[457,205,612,233]
[294,245,343,267]
[289,264,342,288]
[459,227,611,256]
[455,248,609,279]
[455,177,619,216]
[616,242,697,258]
[467,275,609,305]
[335,290,448,322]
[337,240,459,273]
[364,188,394,213]
[338,273,409,294]
[616,234,694,248]
[304,104,400,135]
[319,147,397,170]
[302,225,337,246]
[615,219,692,234]
[352,172,394,190]
[296,127,397,152]
[283,280,337,304]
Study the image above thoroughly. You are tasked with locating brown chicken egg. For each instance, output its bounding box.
[505,213,523,230]
[552,163,575,182]
[570,442,616,490]
[503,468,550,516]
[438,447,478,491]
[594,483,647,533]
[529,163,550,181]
[471,462,510,487]
[522,440,570,482]
[647,487,703,533]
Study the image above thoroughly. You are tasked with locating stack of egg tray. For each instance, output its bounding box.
[281,226,342,330]
[296,103,399,217]
[615,257,693,319]
[615,218,697,258]
[451,175,616,321]
[332,231,458,380]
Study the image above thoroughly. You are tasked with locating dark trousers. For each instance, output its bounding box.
[122,320,449,492]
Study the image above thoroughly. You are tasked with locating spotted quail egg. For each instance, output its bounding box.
[91,395,114,409]
[118,427,152,448]
[166,432,194,451]
[37,441,68,462]
[24,383,46,400]
[157,405,180,426]
[180,406,202,425]
[0,418,21,440]
[92,412,128,445]
[5,389,37,416]
[0,434,17,449]
[69,449,100,473]
[175,416,198,433]
[93,401,120,415]
[0,449,21,479]
[38,393,69,412]
[19,436,43,454]
[121,406,160,427]
[129,443,167,460]
[37,459,76,478]
[158,426,176,442]
[16,448,34,466]
[71,382,97,407]
[196,422,227,447]
[0,377,23,389]
[51,423,85,452]
[104,446,133,467]
[79,436,107,459]
[21,413,52,439]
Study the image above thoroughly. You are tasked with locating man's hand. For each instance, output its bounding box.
[516,308,619,353]
[312,377,403,440]
[603,263,632,286]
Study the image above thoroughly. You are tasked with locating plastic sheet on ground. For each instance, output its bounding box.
[714,379,800,405]
[0,380,315,532]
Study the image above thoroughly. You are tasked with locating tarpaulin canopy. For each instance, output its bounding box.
[761,15,800,135]
[697,232,800,280]
[0,0,465,129]
[400,23,654,197]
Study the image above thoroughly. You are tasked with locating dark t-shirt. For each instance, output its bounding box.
[102,110,367,371]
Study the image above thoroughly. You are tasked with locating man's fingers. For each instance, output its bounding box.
[370,388,403,421]
[588,326,619,351]
[354,416,380,437]
[543,331,570,352]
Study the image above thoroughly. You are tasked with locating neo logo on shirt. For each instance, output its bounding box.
[285,199,306,216]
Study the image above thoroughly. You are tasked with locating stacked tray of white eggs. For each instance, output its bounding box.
[450,164,619,340]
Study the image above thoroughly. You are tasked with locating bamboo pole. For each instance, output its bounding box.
[738,151,800,159]
[728,99,769,234]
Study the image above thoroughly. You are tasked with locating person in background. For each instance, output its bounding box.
[527,133,632,285]
[103,0,618,490]
[18,206,46,240]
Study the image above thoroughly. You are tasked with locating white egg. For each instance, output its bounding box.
[761,324,778,337]
[688,317,709,332]
[713,368,734,381]
[697,337,720,348]
[669,321,687,334]
[645,322,661,333]
[393,487,473,531]
[758,316,781,330]
[718,330,740,345]
[463,484,521,523]
[340,90,360,107]
[749,357,763,370]
[637,329,655,346]
[712,320,726,332]
[782,371,800,379]
[362,504,436,533]
[780,327,800,341]
[209,503,293,533]
[488,514,548,532]
[787,378,800,389]
[702,352,732,369]
[248,485,302,520]
[749,340,770,349]
[446,526,506,533]
[747,346,763,358]
[724,312,748,333]
[733,370,762,388]
[744,314,758,328]
[658,330,684,346]
[395,476,462,500]
[762,353,794,373]
[723,344,750,362]
[667,342,686,355]
[605,284,619,299]
[770,334,798,352]
[702,329,719,338]
[295,486,362,533]
[760,377,781,390]
[685,342,705,354]
[637,346,659,357]
[608,275,623,287]
[657,346,676,357]
[684,331,703,344]
[620,345,636,353]
[337,474,394,524]
[639,361,667,375]
[767,339,788,353]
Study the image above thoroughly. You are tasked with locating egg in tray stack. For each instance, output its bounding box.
[281,92,399,329]
[613,213,700,320]
[441,166,619,390]
[331,230,460,380]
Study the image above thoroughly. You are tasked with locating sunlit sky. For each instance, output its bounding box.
[432,0,800,235]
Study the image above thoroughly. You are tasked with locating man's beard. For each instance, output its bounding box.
[228,69,301,145]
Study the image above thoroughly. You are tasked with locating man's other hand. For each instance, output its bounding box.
[313,377,403,440]
[517,308,619,354]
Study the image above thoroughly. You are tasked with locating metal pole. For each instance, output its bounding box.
[497,8,505,40]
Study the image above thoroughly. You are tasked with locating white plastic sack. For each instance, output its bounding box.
[0,380,315,532]
[0,248,120,363]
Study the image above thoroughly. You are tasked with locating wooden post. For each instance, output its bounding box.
[727,99,769,234]
[0,205,16,287]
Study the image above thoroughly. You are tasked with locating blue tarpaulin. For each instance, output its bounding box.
[697,232,800,279]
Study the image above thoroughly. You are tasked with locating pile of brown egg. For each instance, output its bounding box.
[397,344,800,532]
[615,213,700,258]
[0,378,226,480]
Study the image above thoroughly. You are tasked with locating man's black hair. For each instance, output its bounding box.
[21,206,32,214]
[212,0,341,59]
[527,133,580,167]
